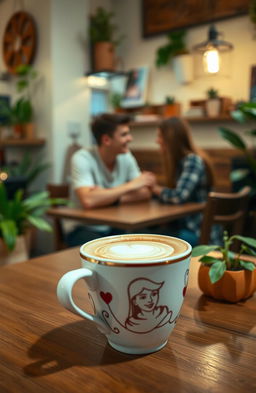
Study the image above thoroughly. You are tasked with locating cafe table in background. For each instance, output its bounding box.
[0,248,255,393]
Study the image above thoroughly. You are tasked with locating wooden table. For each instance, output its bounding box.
[47,200,205,231]
[0,248,255,393]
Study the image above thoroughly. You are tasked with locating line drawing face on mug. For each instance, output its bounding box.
[100,277,179,334]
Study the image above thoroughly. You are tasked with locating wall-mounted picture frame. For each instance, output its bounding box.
[142,0,249,37]
[122,67,149,108]
[250,65,256,102]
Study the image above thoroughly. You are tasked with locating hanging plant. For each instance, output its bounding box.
[249,0,256,37]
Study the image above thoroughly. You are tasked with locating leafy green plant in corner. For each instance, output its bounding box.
[89,7,124,47]
[155,30,188,67]
[219,101,256,193]
[0,183,69,251]
[192,231,256,284]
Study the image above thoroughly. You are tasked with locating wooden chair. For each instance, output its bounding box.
[47,184,69,250]
[199,186,251,246]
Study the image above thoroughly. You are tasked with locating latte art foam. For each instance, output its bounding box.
[82,234,189,264]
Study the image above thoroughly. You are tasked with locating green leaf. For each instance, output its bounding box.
[0,220,18,250]
[233,235,256,249]
[239,260,256,271]
[209,262,226,284]
[242,246,256,256]
[219,127,247,150]
[27,215,52,232]
[199,255,223,264]
[231,110,247,123]
[192,245,219,257]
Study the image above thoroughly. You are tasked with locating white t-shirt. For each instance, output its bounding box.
[65,147,141,233]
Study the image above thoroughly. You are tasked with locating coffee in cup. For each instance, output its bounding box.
[57,234,191,354]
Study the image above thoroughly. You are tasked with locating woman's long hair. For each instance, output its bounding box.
[159,117,215,189]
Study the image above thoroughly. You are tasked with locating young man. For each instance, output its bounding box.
[65,113,155,246]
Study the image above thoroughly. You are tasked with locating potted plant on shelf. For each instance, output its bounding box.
[155,30,193,84]
[205,87,221,117]
[110,91,124,113]
[192,231,256,303]
[161,96,181,118]
[0,64,38,138]
[0,183,68,265]
[15,64,38,138]
[89,7,124,72]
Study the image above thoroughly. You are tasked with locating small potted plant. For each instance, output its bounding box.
[0,183,68,265]
[155,30,193,84]
[192,231,256,303]
[110,92,123,113]
[0,64,38,138]
[161,96,181,118]
[205,87,221,117]
[89,7,124,72]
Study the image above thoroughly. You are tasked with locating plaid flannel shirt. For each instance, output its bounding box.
[159,153,220,244]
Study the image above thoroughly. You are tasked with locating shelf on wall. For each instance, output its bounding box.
[130,116,233,127]
[0,138,46,147]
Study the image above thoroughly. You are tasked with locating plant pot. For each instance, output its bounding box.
[161,103,181,118]
[198,264,256,303]
[0,235,29,265]
[205,99,221,118]
[172,54,193,84]
[93,42,115,71]
[13,124,24,138]
[23,122,35,139]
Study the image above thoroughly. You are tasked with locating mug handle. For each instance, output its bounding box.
[57,268,110,335]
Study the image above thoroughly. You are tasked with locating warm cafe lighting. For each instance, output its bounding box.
[0,171,8,181]
[193,24,233,76]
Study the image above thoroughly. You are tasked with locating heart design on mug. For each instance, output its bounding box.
[100,291,113,304]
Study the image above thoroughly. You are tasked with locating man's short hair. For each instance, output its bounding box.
[91,113,131,145]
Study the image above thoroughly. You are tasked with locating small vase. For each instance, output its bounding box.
[205,99,221,118]
[173,54,193,84]
[198,264,256,303]
[23,123,35,139]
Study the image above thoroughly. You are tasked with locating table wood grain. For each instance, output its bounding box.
[47,200,205,231]
[0,248,255,393]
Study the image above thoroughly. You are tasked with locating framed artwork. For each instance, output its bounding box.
[250,66,256,102]
[142,0,249,37]
[122,67,149,108]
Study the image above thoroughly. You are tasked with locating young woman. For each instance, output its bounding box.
[152,117,219,246]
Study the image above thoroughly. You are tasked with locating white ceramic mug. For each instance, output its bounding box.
[57,234,191,355]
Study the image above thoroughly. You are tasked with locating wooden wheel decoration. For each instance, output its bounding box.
[2,11,37,74]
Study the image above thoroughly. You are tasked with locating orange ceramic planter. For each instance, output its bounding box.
[198,264,256,303]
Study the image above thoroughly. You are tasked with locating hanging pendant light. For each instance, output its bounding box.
[193,24,233,75]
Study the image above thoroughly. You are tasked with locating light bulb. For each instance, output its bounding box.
[203,48,220,74]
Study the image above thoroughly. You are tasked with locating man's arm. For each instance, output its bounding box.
[119,186,152,204]
[75,172,155,209]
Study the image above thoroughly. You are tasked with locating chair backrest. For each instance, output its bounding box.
[47,183,69,199]
[199,186,251,245]
[47,184,70,250]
